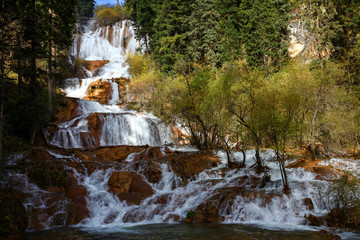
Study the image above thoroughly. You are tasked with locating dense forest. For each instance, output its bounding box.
[124,0,360,187]
[2,0,360,237]
[0,0,95,160]
[1,0,360,179]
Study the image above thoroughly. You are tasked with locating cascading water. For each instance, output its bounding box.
[4,19,360,240]
[46,19,173,149]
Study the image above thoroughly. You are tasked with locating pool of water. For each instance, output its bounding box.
[24,223,360,240]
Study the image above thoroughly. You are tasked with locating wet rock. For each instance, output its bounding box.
[0,197,28,238]
[108,171,132,194]
[66,185,87,205]
[113,77,129,103]
[133,160,163,184]
[305,214,323,226]
[95,146,148,162]
[66,203,89,226]
[318,230,341,240]
[64,183,89,225]
[303,198,314,211]
[27,193,67,230]
[117,192,151,205]
[130,172,154,195]
[83,60,109,72]
[161,151,219,183]
[83,79,112,104]
[109,171,155,205]
[313,166,337,180]
[62,174,78,191]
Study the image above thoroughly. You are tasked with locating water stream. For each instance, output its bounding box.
[4,20,360,239]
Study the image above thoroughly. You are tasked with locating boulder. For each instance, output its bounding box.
[108,171,155,205]
[303,198,314,211]
[83,79,112,104]
[163,151,219,184]
[305,214,323,226]
[108,171,132,194]
[83,60,109,72]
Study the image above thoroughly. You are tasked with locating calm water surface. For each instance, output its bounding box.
[24,223,360,240]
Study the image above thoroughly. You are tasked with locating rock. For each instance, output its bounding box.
[0,197,28,238]
[303,198,314,211]
[83,60,109,72]
[113,77,130,103]
[305,214,323,226]
[66,203,89,226]
[318,230,341,240]
[65,184,89,225]
[117,192,151,205]
[133,159,163,184]
[27,192,67,230]
[95,146,148,162]
[109,171,155,205]
[130,172,154,195]
[171,126,190,145]
[83,79,112,104]
[162,151,219,183]
[62,174,78,191]
[313,166,337,180]
[108,171,132,194]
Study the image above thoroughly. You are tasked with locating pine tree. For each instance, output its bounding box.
[77,0,95,24]
[239,0,290,69]
[187,0,222,67]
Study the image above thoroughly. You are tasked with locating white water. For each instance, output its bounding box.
[5,20,359,239]
[67,149,330,230]
[46,20,174,149]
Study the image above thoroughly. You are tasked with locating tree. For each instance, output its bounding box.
[221,62,266,170]
[187,0,222,67]
[77,0,95,25]
[239,0,290,69]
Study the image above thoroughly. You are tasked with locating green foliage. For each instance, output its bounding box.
[297,0,360,59]
[239,0,290,70]
[95,4,129,26]
[0,0,78,154]
[186,211,196,219]
[77,0,96,24]
[126,54,151,77]
[187,0,222,67]
[317,172,360,228]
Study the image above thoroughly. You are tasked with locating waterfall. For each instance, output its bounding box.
[4,20,359,239]
[46,20,173,149]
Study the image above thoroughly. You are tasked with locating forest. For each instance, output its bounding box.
[1,0,360,238]
[1,0,360,179]
[125,0,360,187]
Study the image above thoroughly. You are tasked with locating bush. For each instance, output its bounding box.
[317,172,360,228]
[95,5,129,26]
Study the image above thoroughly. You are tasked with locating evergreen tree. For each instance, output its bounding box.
[77,0,95,24]
[187,0,222,67]
[239,0,290,69]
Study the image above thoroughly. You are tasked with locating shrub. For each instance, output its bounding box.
[317,172,360,229]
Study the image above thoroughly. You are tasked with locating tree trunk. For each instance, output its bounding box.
[0,40,5,166]
[47,38,53,114]
[16,31,23,89]
[255,140,263,171]
[241,149,246,165]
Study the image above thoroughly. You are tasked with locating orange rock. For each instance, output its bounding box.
[83,79,112,104]
[66,203,89,226]
[83,60,109,72]
[109,171,155,205]
[108,171,132,194]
